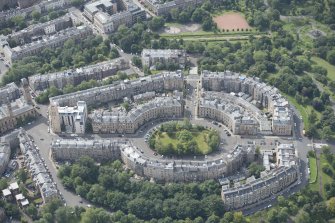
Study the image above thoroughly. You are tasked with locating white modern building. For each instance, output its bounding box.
[83,0,146,33]
[49,101,88,134]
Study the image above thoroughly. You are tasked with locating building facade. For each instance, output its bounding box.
[18,130,58,203]
[91,96,183,134]
[28,58,129,91]
[83,0,145,34]
[8,14,73,45]
[50,137,255,183]
[0,0,39,11]
[49,71,184,107]
[200,70,292,136]
[0,143,11,175]
[141,49,187,68]
[0,25,92,64]
[142,0,205,16]
[0,0,73,22]
[0,86,36,135]
[0,82,20,105]
[51,139,126,161]
[222,144,299,210]
[49,101,88,134]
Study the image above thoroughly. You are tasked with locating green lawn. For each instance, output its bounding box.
[308,157,317,183]
[283,18,333,50]
[156,130,212,154]
[320,154,334,186]
[311,57,335,81]
[310,154,335,198]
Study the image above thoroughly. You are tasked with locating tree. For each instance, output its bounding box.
[312,97,324,111]
[31,11,41,21]
[201,195,224,217]
[132,56,142,68]
[11,16,26,28]
[248,162,265,178]
[122,101,131,112]
[55,206,78,223]
[110,47,119,59]
[322,126,333,141]
[177,130,193,142]
[16,169,28,183]
[327,49,335,65]
[26,204,38,220]
[71,0,85,7]
[81,208,111,223]
[148,17,165,31]
[192,8,207,23]
[202,18,215,31]
[308,150,316,158]
[309,110,318,123]
[48,11,58,20]
[0,179,8,190]
[328,197,335,216]
[117,71,128,80]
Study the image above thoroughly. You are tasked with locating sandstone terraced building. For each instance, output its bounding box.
[200,70,293,136]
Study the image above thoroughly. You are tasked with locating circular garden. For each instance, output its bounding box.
[148,119,220,156]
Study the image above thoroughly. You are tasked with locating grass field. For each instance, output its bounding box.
[308,157,317,183]
[320,154,334,185]
[157,130,211,154]
[310,154,334,198]
[283,18,333,50]
[311,57,335,81]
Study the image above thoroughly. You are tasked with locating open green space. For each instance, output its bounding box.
[311,56,335,81]
[320,154,334,198]
[157,131,211,154]
[149,121,220,155]
[310,154,335,199]
[282,93,320,128]
[283,18,333,50]
[309,156,317,183]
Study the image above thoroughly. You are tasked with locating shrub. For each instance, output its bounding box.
[322,164,333,176]
[308,150,316,158]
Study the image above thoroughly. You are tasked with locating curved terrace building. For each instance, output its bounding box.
[51,138,255,182]
[200,70,293,136]
[91,96,183,134]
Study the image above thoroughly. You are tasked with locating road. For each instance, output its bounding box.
[24,104,88,207]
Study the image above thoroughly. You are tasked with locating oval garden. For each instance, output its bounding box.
[148,119,220,156]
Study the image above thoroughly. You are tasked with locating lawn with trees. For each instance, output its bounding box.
[56,156,234,222]
[2,36,118,85]
[149,120,220,155]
